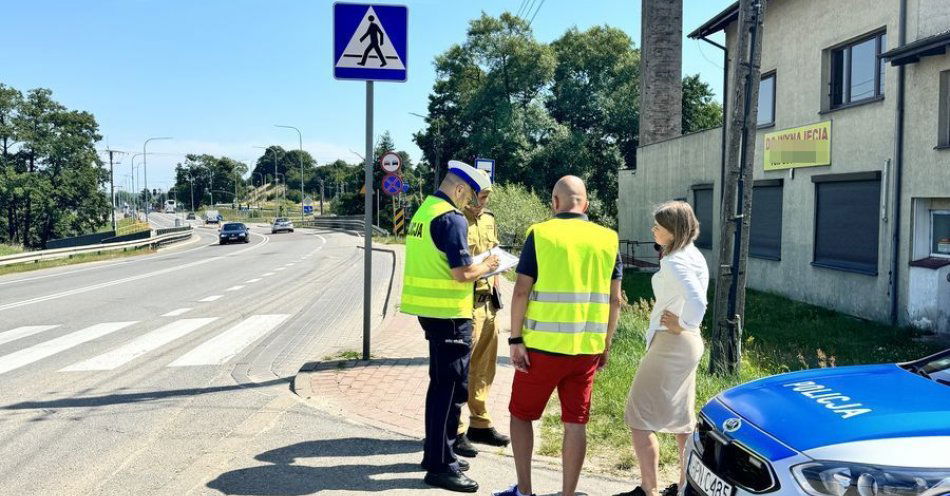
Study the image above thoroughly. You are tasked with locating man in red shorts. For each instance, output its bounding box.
[493,176,623,496]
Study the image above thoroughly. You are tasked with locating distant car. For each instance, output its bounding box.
[186,212,196,220]
[272,217,294,234]
[684,348,950,496]
[204,210,220,225]
[219,222,250,244]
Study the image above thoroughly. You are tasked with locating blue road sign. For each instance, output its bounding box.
[475,157,495,182]
[334,3,408,82]
[381,173,403,196]
[303,205,313,214]
[402,182,410,193]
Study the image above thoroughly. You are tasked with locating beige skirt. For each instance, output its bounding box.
[625,330,705,434]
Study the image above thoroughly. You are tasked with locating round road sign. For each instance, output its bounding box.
[381,173,403,196]
[380,151,401,173]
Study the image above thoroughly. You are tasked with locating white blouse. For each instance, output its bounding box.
[646,243,710,348]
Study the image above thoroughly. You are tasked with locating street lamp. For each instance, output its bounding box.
[143,136,172,224]
[275,124,305,219]
[410,111,441,192]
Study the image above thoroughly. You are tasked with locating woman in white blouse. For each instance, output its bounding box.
[614,201,710,496]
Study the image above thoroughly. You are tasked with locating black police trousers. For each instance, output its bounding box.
[419,317,472,473]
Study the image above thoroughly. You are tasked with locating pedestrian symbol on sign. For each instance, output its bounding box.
[335,6,406,71]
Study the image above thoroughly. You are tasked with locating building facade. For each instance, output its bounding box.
[619,0,950,333]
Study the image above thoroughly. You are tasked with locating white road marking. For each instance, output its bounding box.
[199,295,223,302]
[0,325,60,347]
[0,322,137,375]
[162,308,192,317]
[168,314,290,367]
[274,267,286,272]
[245,278,261,283]
[61,318,218,372]
[226,285,245,291]
[261,272,275,277]
[0,233,269,312]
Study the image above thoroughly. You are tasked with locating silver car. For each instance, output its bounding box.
[271,217,294,234]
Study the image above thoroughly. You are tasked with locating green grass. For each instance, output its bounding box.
[0,244,23,257]
[0,246,155,276]
[114,218,151,236]
[540,269,947,476]
[372,235,405,245]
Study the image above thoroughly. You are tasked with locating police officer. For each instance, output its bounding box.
[455,172,511,458]
[402,160,499,493]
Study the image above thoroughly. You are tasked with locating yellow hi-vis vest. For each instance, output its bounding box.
[400,196,474,319]
[523,218,618,355]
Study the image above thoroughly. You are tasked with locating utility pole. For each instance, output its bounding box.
[709,0,766,376]
[102,148,126,233]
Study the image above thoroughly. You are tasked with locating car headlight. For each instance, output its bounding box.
[793,461,950,496]
[239,232,246,236]
[220,233,226,237]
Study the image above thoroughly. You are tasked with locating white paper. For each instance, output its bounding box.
[472,246,520,279]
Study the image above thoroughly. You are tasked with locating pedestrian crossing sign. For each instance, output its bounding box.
[333,3,408,82]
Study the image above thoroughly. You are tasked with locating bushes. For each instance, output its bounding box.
[489,183,551,248]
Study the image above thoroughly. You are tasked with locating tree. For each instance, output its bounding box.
[682,74,724,132]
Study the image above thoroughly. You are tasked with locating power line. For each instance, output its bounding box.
[528,0,547,27]
[515,0,529,17]
[521,0,537,21]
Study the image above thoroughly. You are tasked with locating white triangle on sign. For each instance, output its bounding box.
[335,6,405,70]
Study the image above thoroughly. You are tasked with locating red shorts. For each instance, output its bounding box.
[509,350,601,424]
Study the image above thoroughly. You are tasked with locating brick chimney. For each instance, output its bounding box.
[639,0,683,147]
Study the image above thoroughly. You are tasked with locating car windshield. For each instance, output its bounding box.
[222,223,244,231]
[275,218,288,223]
[903,350,950,386]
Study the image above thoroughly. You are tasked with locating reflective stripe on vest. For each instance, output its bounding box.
[400,196,474,319]
[523,218,618,355]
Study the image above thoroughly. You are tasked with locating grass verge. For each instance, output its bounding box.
[0,246,156,277]
[0,244,24,257]
[540,269,947,477]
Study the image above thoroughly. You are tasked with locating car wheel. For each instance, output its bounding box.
[289,229,294,233]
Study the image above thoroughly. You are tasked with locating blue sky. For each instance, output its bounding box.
[2,0,731,192]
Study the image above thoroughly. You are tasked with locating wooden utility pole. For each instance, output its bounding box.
[709,0,766,375]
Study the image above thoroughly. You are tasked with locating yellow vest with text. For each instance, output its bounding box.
[401,196,474,319]
[523,218,618,355]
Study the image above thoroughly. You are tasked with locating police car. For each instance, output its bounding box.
[685,348,950,496]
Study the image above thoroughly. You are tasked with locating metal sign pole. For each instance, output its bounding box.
[363,80,374,360]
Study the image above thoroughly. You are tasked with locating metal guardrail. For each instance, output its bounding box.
[297,217,388,236]
[0,228,194,267]
[620,240,661,269]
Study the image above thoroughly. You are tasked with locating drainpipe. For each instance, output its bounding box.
[699,36,730,202]
[889,0,907,326]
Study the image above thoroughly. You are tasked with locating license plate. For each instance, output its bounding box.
[688,452,734,496]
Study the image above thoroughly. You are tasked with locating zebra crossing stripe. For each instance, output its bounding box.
[168,314,290,367]
[0,322,137,376]
[61,318,218,372]
[0,325,60,347]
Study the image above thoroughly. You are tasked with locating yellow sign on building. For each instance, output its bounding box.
[764,121,832,171]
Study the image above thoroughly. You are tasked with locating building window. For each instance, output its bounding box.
[691,185,714,249]
[758,72,776,127]
[932,210,950,257]
[750,181,783,260]
[813,173,882,275]
[830,32,887,108]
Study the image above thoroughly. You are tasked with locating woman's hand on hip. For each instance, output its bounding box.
[660,310,684,334]
[510,343,530,373]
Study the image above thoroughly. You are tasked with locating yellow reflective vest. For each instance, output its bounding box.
[400,195,474,319]
[523,217,618,355]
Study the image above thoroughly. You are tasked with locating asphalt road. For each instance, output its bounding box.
[0,214,401,494]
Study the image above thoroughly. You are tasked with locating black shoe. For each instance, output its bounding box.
[453,434,478,458]
[467,426,511,447]
[662,484,679,496]
[420,459,469,472]
[424,469,479,493]
[613,487,647,496]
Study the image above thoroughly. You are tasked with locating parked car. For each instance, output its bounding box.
[186,212,196,220]
[684,348,950,496]
[218,222,250,244]
[272,217,294,234]
[204,210,221,225]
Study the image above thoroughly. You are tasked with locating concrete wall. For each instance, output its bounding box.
[625,0,950,329]
[638,0,683,146]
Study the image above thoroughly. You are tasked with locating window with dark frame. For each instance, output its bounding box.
[830,31,887,109]
[691,186,714,249]
[758,73,776,127]
[749,182,783,260]
[941,70,950,148]
[813,174,881,275]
